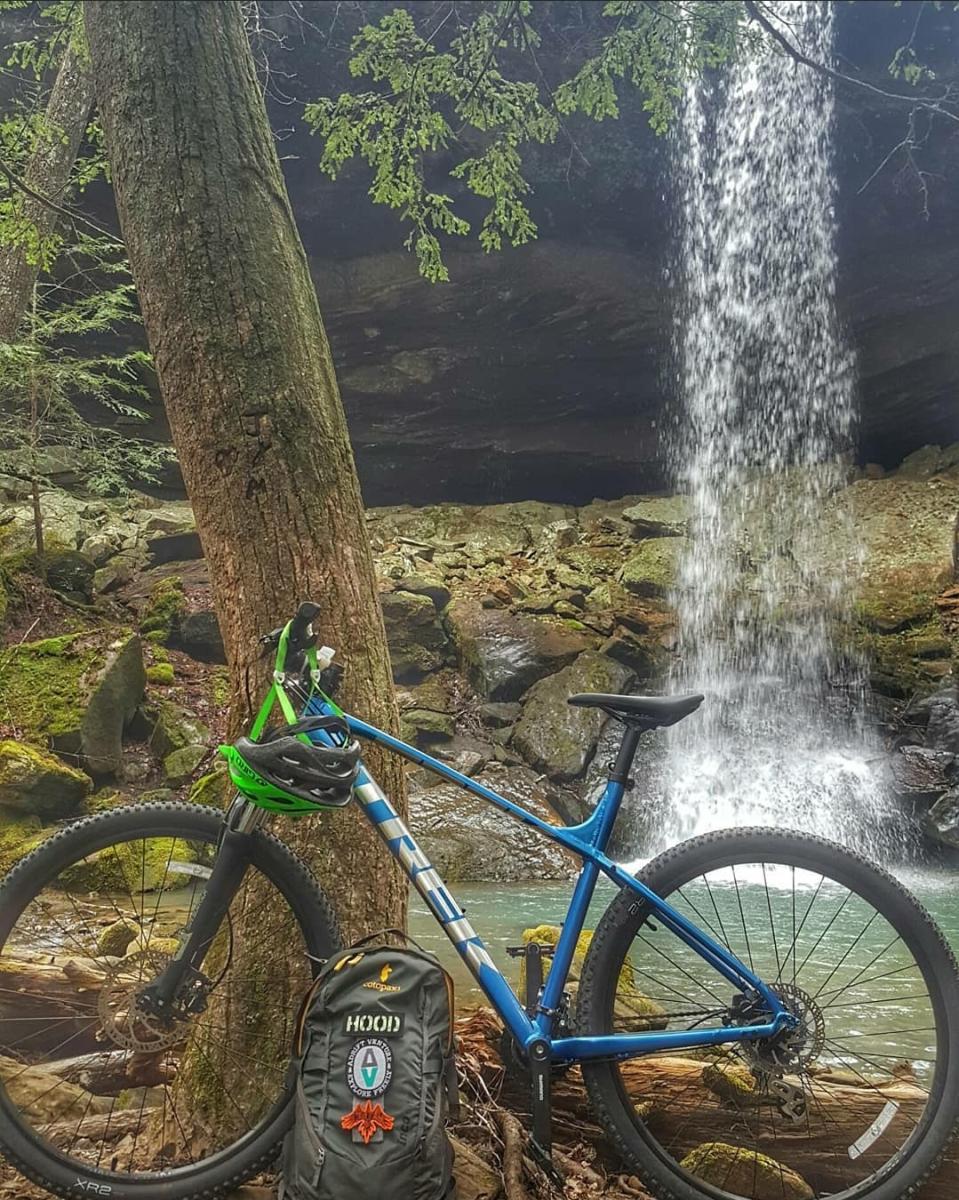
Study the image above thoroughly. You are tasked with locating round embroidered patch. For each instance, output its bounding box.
[347,1037,393,1099]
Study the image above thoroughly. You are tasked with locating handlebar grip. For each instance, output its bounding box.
[287,600,322,651]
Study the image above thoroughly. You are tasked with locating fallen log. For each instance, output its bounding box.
[455,1008,959,1200]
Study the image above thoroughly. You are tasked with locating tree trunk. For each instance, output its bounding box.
[83,0,407,940]
[0,40,93,342]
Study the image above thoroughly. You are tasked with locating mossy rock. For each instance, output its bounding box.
[189,767,233,809]
[57,837,199,894]
[148,699,211,760]
[96,918,140,957]
[618,538,685,598]
[680,1142,813,1199]
[146,662,175,686]
[856,618,956,699]
[0,815,48,875]
[140,576,187,643]
[0,631,145,776]
[381,589,450,682]
[86,789,132,814]
[163,744,207,784]
[0,741,91,820]
[512,650,632,781]
[622,496,689,538]
[701,1060,757,1103]
[400,708,455,744]
[520,925,666,1029]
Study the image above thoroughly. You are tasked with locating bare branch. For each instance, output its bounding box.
[744,0,959,124]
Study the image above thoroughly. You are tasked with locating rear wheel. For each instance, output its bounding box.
[576,829,959,1200]
[0,802,340,1200]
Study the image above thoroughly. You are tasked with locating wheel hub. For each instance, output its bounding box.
[99,948,192,1052]
[749,982,826,1075]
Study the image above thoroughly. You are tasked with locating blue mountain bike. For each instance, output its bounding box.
[0,603,956,1200]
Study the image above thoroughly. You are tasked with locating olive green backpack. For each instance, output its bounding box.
[280,932,457,1200]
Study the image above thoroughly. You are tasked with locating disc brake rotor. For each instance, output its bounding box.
[99,948,189,1052]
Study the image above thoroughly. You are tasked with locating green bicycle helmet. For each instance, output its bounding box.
[220,715,361,812]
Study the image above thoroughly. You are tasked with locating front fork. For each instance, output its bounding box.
[137,797,266,1021]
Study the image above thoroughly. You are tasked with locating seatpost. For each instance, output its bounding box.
[607,722,642,786]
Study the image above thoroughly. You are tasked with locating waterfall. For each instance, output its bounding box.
[661,1,892,857]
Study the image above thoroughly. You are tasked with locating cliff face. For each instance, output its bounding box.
[267,2,958,505]
[50,2,959,504]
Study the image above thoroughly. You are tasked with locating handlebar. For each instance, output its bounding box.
[288,600,322,652]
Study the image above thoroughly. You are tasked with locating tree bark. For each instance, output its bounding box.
[83,0,407,940]
[0,39,93,342]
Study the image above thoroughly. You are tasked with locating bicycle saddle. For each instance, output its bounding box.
[567,692,704,727]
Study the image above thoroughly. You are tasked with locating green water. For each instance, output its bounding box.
[410,866,959,1026]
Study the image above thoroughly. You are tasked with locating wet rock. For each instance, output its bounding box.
[445,597,593,701]
[478,701,522,728]
[96,918,140,957]
[410,762,577,882]
[174,610,226,664]
[45,549,95,602]
[888,746,954,807]
[915,686,959,754]
[896,442,959,480]
[0,741,91,819]
[381,589,450,681]
[923,788,959,849]
[512,650,632,780]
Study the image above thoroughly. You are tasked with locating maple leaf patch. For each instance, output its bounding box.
[340,1100,395,1144]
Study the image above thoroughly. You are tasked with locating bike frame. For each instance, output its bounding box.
[297,692,794,1064]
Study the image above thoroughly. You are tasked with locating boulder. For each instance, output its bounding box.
[623,495,689,538]
[174,610,226,664]
[915,686,959,755]
[189,766,233,808]
[45,549,95,602]
[680,1143,813,1200]
[79,635,147,776]
[400,708,456,744]
[149,699,211,761]
[512,650,632,780]
[618,538,684,598]
[0,742,90,820]
[923,788,959,849]
[381,589,450,681]
[163,744,208,784]
[445,597,593,701]
[409,762,577,882]
[0,631,146,777]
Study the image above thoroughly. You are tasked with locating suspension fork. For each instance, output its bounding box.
[137,798,266,1020]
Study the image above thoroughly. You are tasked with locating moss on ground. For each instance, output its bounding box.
[0,635,96,741]
[146,662,175,685]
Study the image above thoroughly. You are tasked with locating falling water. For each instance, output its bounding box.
[662,1,892,856]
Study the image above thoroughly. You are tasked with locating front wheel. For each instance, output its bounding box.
[576,829,959,1200]
[0,801,340,1200]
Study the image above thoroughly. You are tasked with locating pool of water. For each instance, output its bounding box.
[410,865,959,1017]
